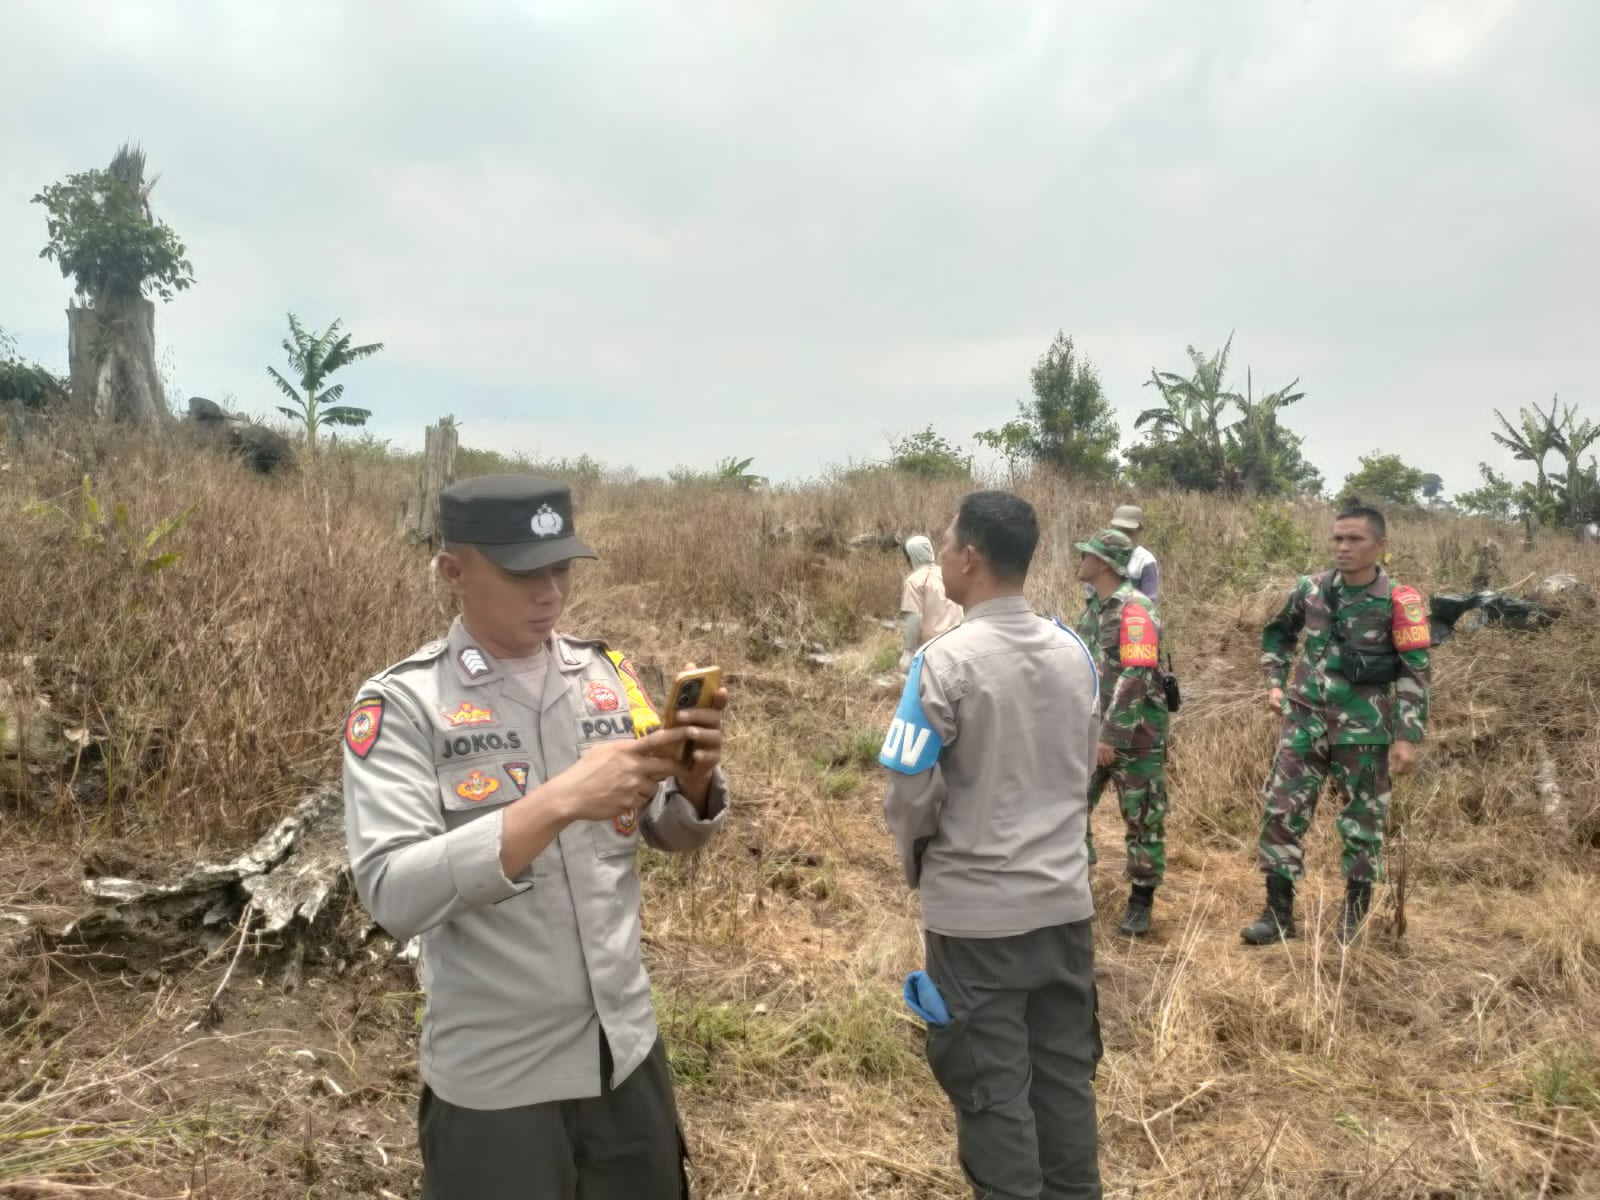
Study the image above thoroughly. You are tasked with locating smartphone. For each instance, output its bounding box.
[662,666,722,763]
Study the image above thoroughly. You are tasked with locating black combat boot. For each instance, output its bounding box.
[1240,874,1297,945]
[1118,884,1156,937]
[1338,880,1373,945]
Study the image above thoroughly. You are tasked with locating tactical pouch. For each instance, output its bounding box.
[1160,653,1182,712]
[1335,644,1401,686]
[1323,574,1402,686]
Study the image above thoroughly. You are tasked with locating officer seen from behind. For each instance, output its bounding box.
[881,490,1103,1200]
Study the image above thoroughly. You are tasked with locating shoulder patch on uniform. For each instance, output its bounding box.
[604,650,661,735]
[1391,583,1430,650]
[1119,603,1159,667]
[345,697,384,759]
[879,655,944,775]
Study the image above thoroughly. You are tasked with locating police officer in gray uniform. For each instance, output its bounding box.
[881,491,1104,1200]
[343,475,730,1199]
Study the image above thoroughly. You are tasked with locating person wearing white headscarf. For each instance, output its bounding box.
[898,534,964,674]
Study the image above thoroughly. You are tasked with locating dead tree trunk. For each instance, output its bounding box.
[1048,476,1073,616]
[66,298,168,427]
[398,417,459,547]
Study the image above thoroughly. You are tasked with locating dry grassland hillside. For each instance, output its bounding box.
[1,426,1596,1198]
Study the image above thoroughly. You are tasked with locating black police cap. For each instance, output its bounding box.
[439,475,597,572]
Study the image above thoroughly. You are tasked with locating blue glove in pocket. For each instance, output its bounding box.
[903,969,952,1026]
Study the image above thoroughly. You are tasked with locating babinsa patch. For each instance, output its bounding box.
[1119,605,1159,667]
[614,809,638,835]
[1391,584,1430,651]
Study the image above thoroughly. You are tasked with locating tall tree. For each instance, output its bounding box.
[1490,401,1562,520]
[1130,336,1319,496]
[1230,369,1322,496]
[1456,464,1525,522]
[1547,398,1600,532]
[1139,335,1241,491]
[268,314,384,451]
[977,331,1118,480]
[1339,451,1429,508]
[32,144,195,426]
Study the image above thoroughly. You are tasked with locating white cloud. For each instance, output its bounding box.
[1,0,1596,495]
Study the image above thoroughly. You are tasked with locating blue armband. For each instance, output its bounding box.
[878,655,944,774]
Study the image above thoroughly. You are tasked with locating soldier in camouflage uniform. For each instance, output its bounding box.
[1075,529,1169,937]
[1242,504,1431,947]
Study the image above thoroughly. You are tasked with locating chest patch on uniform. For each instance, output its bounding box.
[1391,585,1430,650]
[459,647,491,678]
[441,701,494,727]
[440,730,523,758]
[879,656,944,775]
[614,809,638,835]
[586,682,621,713]
[456,769,500,802]
[579,714,638,741]
[503,762,530,795]
[344,698,384,759]
[1119,605,1159,667]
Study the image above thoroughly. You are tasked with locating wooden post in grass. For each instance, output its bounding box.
[1050,476,1072,618]
[399,416,459,548]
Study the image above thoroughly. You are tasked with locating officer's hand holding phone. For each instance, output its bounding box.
[560,731,687,823]
[663,665,728,809]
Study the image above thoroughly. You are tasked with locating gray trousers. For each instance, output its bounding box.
[924,919,1102,1200]
[418,1034,688,1200]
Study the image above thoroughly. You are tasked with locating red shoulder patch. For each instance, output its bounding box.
[345,697,384,759]
[1391,584,1429,650]
[1119,604,1159,667]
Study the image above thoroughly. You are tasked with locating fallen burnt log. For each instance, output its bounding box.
[63,788,349,950]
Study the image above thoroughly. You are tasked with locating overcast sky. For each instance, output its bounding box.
[3,0,1596,491]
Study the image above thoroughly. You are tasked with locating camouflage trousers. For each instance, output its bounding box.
[1087,747,1169,888]
[1257,723,1391,884]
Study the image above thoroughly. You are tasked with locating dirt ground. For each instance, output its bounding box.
[5,786,1597,1200]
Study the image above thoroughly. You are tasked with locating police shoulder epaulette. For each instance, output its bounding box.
[916,623,963,662]
[374,637,449,681]
[555,632,610,668]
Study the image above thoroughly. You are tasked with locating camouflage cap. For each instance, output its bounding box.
[1075,528,1135,576]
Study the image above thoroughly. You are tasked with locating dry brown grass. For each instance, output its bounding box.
[1,425,1597,1198]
